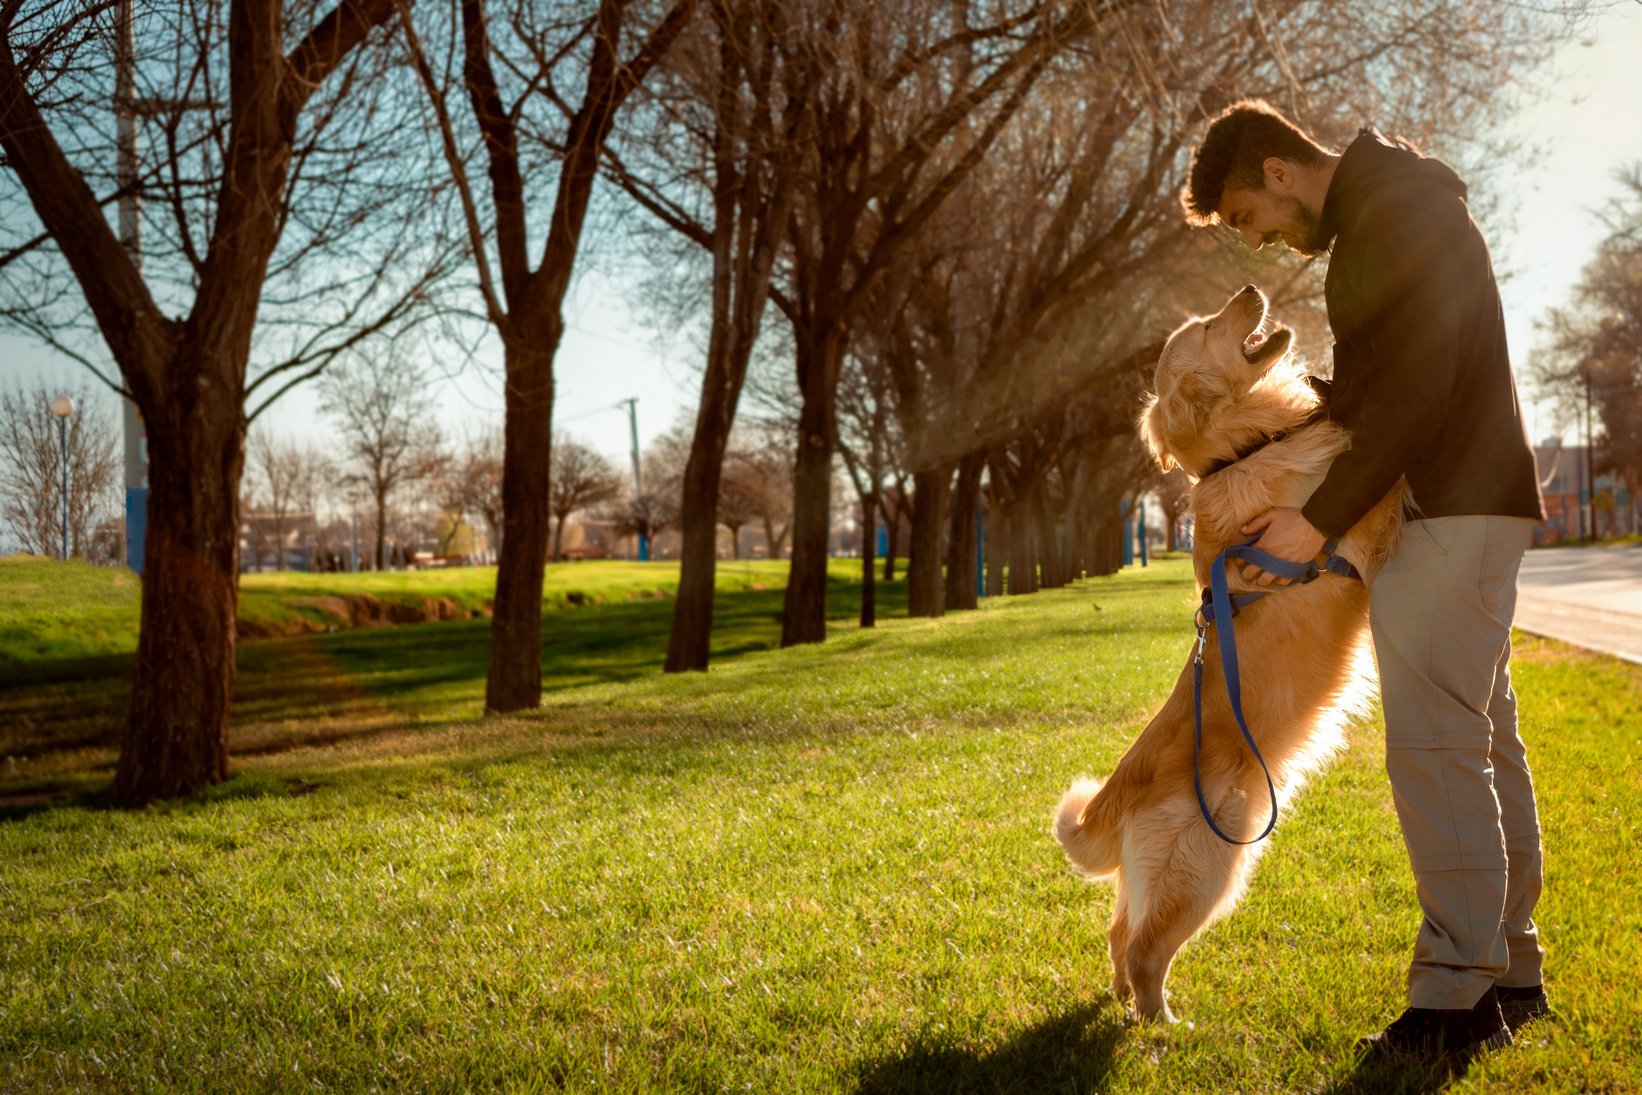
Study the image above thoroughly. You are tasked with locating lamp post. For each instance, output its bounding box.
[49,395,75,560]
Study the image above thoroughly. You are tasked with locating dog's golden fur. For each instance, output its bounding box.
[1053,286,1404,1022]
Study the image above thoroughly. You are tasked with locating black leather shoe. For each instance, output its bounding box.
[1358,986,1513,1059]
[1497,984,1549,1031]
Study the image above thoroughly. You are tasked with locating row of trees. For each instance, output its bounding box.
[1531,165,1642,516]
[0,385,122,560]
[1,0,1580,802]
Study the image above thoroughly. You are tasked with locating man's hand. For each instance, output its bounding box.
[1239,507,1327,586]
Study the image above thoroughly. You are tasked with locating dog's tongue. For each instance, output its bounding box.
[1246,332,1267,348]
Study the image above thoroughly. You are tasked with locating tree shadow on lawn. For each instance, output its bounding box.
[852,1003,1125,1094]
[0,579,899,796]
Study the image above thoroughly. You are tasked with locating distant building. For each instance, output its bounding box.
[1533,442,1636,544]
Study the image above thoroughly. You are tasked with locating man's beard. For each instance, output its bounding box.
[1278,194,1326,256]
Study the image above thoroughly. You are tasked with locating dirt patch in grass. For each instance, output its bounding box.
[237,593,483,640]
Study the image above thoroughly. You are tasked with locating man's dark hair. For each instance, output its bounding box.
[1182,99,1331,225]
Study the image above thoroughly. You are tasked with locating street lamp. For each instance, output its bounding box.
[49,395,74,561]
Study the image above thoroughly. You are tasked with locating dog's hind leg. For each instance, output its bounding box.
[1126,842,1245,1023]
[1108,874,1132,1001]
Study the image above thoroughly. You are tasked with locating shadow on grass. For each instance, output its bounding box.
[852,1003,1125,1094]
[0,577,904,792]
[1322,1048,1477,1095]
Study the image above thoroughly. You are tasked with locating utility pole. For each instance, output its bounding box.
[1584,368,1596,545]
[112,0,214,575]
[115,0,148,574]
[616,397,647,561]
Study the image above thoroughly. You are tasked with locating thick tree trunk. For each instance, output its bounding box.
[109,375,242,804]
[781,329,842,646]
[486,330,556,712]
[943,452,984,612]
[907,463,952,617]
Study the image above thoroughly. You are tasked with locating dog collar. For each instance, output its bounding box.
[1199,408,1325,479]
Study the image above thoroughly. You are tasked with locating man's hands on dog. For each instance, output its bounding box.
[1240,507,1327,586]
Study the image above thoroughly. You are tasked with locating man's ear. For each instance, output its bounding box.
[1262,156,1293,194]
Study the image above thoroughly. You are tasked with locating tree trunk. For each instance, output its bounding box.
[859,493,877,628]
[1035,485,1064,589]
[943,452,984,612]
[109,367,241,804]
[486,329,556,712]
[374,490,388,571]
[726,523,743,560]
[1007,499,1036,594]
[1090,509,1124,576]
[882,496,900,582]
[667,412,732,671]
[552,513,566,560]
[907,463,953,617]
[781,328,842,647]
[985,499,1005,596]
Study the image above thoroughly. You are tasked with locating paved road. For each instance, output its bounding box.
[1515,546,1642,665]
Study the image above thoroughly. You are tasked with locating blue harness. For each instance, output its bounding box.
[1192,535,1362,845]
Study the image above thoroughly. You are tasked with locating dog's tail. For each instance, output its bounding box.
[1053,777,1122,879]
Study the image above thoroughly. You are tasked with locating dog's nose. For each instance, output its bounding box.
[1241,284,1258,296]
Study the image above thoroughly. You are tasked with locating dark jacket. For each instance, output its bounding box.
[1301,129,1544,537]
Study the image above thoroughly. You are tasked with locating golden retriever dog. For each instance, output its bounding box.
[1053,285,1405,1023]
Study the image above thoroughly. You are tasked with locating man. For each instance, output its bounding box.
[1181,100,1547,1058]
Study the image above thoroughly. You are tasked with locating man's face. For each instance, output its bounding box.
[1217,185,1326,258]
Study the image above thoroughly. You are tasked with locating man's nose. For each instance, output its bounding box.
[1239,227,1264,249]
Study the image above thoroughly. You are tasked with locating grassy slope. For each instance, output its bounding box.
[0,558,1638,1092]
[0,558,806,664]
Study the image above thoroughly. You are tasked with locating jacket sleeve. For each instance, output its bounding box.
[1301,186,1476,536]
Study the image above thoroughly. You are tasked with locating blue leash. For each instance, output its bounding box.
[1192,535,1360,845]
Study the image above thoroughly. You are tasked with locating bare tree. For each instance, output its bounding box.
[0,383,120,559]
[245,428,323,571]
[398,0,699,710]
[442,426,505,561]
[715,449,765,560]
[321,352,446,570]
[550,433,623,559]
[0,0,442,802]
[726,419,792,561]
[1532,165,1642,519]
[603,0,811,669]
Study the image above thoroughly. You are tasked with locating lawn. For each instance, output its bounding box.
[0,556,805,663]
[0,556,1637,1093]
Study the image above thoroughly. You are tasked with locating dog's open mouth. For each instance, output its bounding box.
[1242,324,1291,366]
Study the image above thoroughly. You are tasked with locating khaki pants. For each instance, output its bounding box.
[1369,515,1544,1010]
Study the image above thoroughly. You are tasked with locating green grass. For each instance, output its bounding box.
[1,557,1638,1092]
[0,557,811,663]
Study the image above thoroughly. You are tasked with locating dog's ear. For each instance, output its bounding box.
[1139,371,1203,472]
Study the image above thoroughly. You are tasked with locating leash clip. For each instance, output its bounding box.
[1193,621,1208,666]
